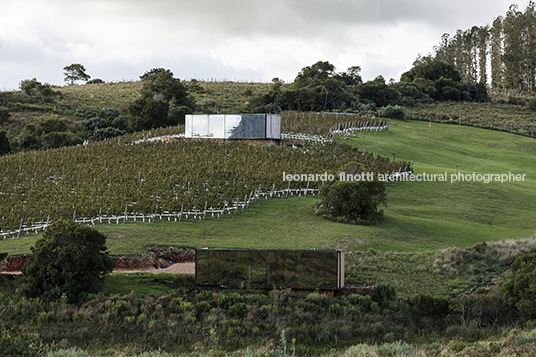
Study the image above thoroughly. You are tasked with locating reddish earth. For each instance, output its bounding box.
[1,262,195,276]
[1,247,196,275]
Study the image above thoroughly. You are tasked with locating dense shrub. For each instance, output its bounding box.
[129,69,195,129]
[375,282,397,302]
[410,293,449,317]
[380,105,406,120]
[501,252,536,317]
[0,296,45,356]
[0,107,10,124]
[318,162,387,225]
[20,219,115,304]
[529,97,536,111]
[0,131,10,155]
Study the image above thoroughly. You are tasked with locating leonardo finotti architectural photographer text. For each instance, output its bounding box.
[282,171,527,184]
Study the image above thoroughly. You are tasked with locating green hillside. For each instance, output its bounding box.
[3,80,536,356]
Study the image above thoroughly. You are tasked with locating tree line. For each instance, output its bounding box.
[426,2,536,91]
[247,58,490,115]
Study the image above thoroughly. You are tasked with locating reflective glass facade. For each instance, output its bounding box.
[195,248,345,290]
[185,114,281,139]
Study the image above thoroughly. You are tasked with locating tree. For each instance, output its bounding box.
[0,131,10,155]
[20,220,115,304]
[353,76,400,107]
[401,59,461,82]
[0,107,10,124]
[63,63,91,85]
[335,66,363,85]
[38,114,68,135]
[129,69,194,130]
[140,68,173,82]
[292,61,336,88]
[19,78,54,96]
[501,252,536,317]
[317,162,387,225]
[490,16,504,88]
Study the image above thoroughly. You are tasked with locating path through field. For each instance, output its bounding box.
[114,262,195,275]
[1,262,196,276]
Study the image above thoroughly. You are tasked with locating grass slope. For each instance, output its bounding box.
[2,119,534,258]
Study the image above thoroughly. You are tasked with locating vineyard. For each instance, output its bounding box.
[406,100,536,137]
[0,112,409,237]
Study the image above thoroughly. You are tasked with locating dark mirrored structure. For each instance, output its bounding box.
[185,114,281,140]
[195,248,345,290]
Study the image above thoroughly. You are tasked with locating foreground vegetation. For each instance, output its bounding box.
[4,238,536,357]
[2,116,536,355]
[2,70,536,355]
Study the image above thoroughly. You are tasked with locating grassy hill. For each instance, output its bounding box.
[3,82,536,356]
[0,80,273,143]
[2,118,535,298]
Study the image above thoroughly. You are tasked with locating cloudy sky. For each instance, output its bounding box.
[0,0,525,90]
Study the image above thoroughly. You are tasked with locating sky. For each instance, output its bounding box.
[0,0,525,90]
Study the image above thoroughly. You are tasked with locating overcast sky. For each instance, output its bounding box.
[0,0,525,90]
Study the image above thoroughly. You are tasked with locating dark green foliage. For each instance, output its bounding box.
[292,61,336,88]
[528,97,536,111]
[352,76,400,107]
[38,115,68,134]
[501,252,536,317]
[393,82,433,106]
[110,115,130,131]
[20,219,115,304]
[63,64,91,85]
[168,105,191,126]
[79,117,106,135]
[0,107,11,123]
[15,124,40,150]
[434,77,462,101]
[335,65,363,85]
[318,162,387,225]
[375,282,397,302]
[86,78,105,84]
[400,59,487,102]
[380,105,406,120]
[0,306,45,356]
[19,78,56,97]
[139,68,173,82]
[249,61,362,112]
[410,294,449,317]
[129,69,194,129]
[91,127,124,142]
[401,60,461,82]
[40,132,64,149]
[320,179,387,225]
[0,251,6,261]
[0,131,11,155]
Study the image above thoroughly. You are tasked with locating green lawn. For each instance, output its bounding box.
[1,119,535,257]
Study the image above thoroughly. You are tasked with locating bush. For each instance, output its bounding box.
[91,127,123,142]
[0,131,11,155]
[380,105,406,120]
[375,340,416,356]
[41,132,65,149]
[318,163,387,225]
[410,293,449,317]
[529,97,536,111]
[0,298,45,356]
[501,252,536,317]
[375,282,396,302]
[0,107,10,124]
[20,220,116,304]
